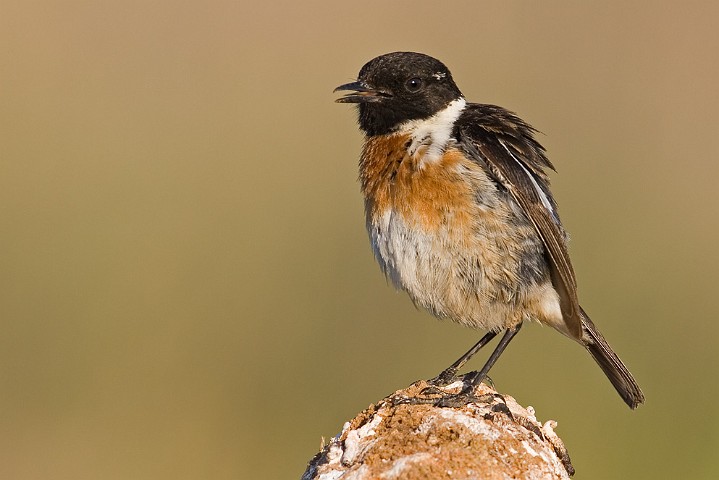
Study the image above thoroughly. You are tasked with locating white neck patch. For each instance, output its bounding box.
[398,97,466,165]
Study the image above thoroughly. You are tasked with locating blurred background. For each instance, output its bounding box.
[2,1,718,478]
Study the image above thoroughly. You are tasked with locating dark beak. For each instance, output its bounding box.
[334,81,390,103]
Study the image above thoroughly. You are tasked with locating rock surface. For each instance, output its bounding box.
[302,378,573,480]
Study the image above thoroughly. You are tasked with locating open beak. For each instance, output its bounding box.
[334,81,390,103]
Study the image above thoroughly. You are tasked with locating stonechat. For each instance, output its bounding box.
[335,52,644,408]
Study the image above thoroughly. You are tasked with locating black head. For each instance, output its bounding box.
[335,52,463,136]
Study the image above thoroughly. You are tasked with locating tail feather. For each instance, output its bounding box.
[580,307,645,409]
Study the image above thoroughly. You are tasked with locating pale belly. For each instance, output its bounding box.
[367,205,564,333]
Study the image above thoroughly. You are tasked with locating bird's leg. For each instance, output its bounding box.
[427,331,498,387]
[461,323,522,393]
[402,323,522,408]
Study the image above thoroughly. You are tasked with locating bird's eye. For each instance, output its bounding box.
[405,77,423,93]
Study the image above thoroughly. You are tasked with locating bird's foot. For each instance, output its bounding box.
[392,372,499,409]
[425,368,459,388]
[393,388,501,409]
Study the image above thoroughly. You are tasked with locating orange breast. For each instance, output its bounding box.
[360,134,476,234]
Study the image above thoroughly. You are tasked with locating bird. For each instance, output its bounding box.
[334,52,645,409]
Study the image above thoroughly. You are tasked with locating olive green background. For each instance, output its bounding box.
[2,1,717,479]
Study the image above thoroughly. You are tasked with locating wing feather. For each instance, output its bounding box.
[456,104,582,338]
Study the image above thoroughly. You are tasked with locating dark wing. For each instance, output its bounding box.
[455,104,582,339]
